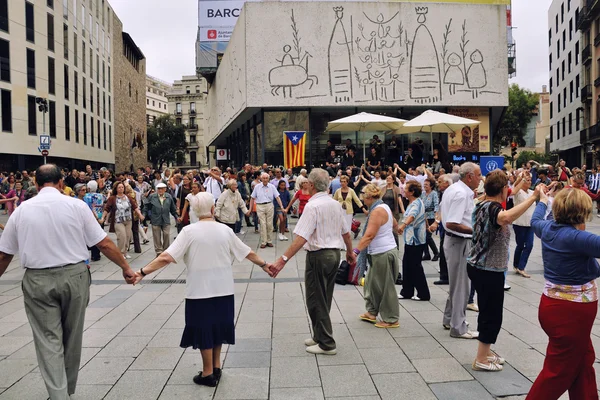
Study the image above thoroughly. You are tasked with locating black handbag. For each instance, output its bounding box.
[336,261,349,285]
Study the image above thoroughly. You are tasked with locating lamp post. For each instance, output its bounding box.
[36,97,49,164]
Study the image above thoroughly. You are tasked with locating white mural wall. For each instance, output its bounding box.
[207,1,509,139]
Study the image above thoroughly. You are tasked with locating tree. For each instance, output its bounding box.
[515,150,551,168]
[494,84,539,153]
[147,115,187,169]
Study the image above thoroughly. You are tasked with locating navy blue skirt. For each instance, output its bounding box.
[180,295,235,350]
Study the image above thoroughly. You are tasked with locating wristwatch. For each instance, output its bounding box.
[281,255,289,263]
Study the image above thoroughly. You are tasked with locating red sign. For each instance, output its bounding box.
[41,150,49,156]
[207,29,217,40]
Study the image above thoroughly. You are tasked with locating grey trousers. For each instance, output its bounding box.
[365,249,400,324]
[442,235,471,336]
[305,249,340,351]
[152,224,171,255]
[23,262,90,400]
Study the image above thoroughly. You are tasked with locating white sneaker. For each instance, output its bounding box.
[467,303,479,312]
[450,330,479,339]
[306,344,336,355]
[124,254,132,259]
[239,230,246,235]
[281,235,288,241]
[304,338,317,346]
[504,284,511,291]
[411,295,421,301]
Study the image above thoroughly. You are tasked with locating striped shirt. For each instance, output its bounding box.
[403,198,427,245]
[588,173,600,192]
[293,192,349,251]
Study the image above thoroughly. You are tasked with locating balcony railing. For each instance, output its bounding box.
[187,141,199,149]
[577,7,590,31]
[174,110,182,115]
[595,77,600,87]
[581,128,588,144]
[583,45,592,64]
[588,0,600,16]
[589,124,600,141]
[595,32,600,47]
[189,109,196,115]
[582,84,593,101]
[188,124,198,131]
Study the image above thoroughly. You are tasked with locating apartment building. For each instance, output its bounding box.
[146,75,171,126]
[167,75,207,168]
[548,0,583,167]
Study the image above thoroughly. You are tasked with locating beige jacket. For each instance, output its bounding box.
[215,189,249,224]
[333,188,363,215]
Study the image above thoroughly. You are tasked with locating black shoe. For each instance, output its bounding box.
[91,257,101,262]
[422,254,431,261]
[247,224,254,227]
[395,276,403,285]
[214,367,222,381]
[431,255,439,262]
[434,280,449,285]
[354,231,359,239]
[193,372,217,387]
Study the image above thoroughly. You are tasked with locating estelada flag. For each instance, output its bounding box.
[283,131,306,169]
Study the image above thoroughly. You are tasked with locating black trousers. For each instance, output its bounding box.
[467,264,505,344]
[131,220,142,253]
[438,225,448,281]
[90,246,101,260]
[400,244,431,300]
[423,219,439,257]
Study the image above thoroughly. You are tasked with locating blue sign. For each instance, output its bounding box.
[480,156,505,176]
[39,135,51,150]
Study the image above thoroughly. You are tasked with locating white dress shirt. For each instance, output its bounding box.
[440,180,474,238]
[294,192,349,251]
[204,177,225,202]
[513,189,536,227]
[0,187,107,268]
[251,183,280,204]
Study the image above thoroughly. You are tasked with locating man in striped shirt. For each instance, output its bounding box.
[586,166,600,216]
[270,168,355,355]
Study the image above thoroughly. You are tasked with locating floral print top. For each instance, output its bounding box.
[544,280,598,303]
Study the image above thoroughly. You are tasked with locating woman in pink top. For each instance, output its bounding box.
[285,176,311,218]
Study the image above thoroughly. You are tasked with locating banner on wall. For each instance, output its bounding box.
[447,107,490,153]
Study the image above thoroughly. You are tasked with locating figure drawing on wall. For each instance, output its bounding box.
[328,6,353,102]
[269,9,319,98]
[409,7,442,104]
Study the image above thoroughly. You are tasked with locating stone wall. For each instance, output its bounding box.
[113,15,148,173]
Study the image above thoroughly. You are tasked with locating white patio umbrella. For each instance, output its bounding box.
[326,112,407,161]
[398,110,480,154]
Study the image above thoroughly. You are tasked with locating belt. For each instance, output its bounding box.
[444,230,471,239]
[307,248,340,253]
[28,261,86,270]
[257,202,271,205]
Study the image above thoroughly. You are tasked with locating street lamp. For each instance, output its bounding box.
[35,97,48,163]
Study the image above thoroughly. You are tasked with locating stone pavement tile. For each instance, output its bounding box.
[158,384,214,400]
[147,329,183,347]
[96,336,151,357]
[0,359,39,387]
[421,323,459,343]
[130,347,184,370]
[87,296,129,308]
[70,385,113,400]
[79,347,102,367]
[228,338,272,353]
[465,362,533,397]
[429,380,494,400]
[244,290,273,300]
[0,336,32,356]
[235,323,272,339]
[270,356,320,388]
[0,372,46,400]
[273,303,308,318]
[407,310,445,325]
[388,320,431,338]
[82,328,120,347]
[119,318,166,337]
[214,367,269,399]
[0,322,26,337]
[272,317,310,336]
[78,357,135,384]
[372,372,436,400]
[7,341,36,359]
[168,352,225,385]
[224,351,270,368]
[137,303,180,320]
[349,327,399,349]
[240,299,273,311]
[236,310,274,324]
[83,307,114,322]
[315,341,363,366]
[272,334,313,357]
[0,309,28,324]
[394,336,452,360]
[412,358,473,383]
[319,365,377,397]
[324,397,380,400]
[3,323,32,337]
[104,369,171,400]
[270,387,324,399]
[440,340,479,365]
[359,347,415,374]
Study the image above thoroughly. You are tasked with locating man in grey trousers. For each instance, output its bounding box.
[144,182,178,257]
[439,162,481,339]
[0,164,136,400]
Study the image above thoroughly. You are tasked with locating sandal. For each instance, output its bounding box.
[487,353,505,365]
[374,321,399,329]
[472,360,503,372]
[517,269,531,278]
[359,313,377,323]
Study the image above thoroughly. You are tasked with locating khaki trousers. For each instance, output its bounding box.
[152,224,171,255]
[114,219,133,254]
[365,249,400,324]
[256,203,274,245]
[23,262,90,400]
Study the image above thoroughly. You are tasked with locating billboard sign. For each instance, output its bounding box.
[199,1,245,30]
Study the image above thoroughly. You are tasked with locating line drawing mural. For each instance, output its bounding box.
[409,7,442,104]
[328,6,353,102]
[268,10,320,98]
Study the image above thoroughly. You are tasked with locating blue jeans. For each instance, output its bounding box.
[234,208,243,233]
[513,225,534,271]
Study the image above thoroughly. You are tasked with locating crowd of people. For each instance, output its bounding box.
[0,149,599,399]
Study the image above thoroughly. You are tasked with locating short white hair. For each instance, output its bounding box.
[448,173,460,183]
[260,172,270,179]
[192,192,215,219]
[226,179,237,188]
[458,162,478,179]
[295,175,308,188]
[300,169,307,175]
[87,180,98,192]
[439,175,453,186]
[308,168,330,192]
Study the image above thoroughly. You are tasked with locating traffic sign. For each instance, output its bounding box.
[41,150,49,156]
[40,135,51,150]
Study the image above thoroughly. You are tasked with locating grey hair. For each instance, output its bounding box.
[416,166,425,175]
[192,192,215,219]
[295,175,308,188]
[226,179,237,188]
[260,172,270,179]
[448,173,461,183]
[439,175,453,186]
[458,162,478,179]
[300,168,307,175]
[308,168,330,193]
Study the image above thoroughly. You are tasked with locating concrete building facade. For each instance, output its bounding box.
[0,0,121,172]
[205,1,510,168]
[146,74,170,126]
[548,0,583,166]
[167,75,208,168]
[112,13,146,173]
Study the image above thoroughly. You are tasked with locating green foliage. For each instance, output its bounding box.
[515,150,551,168]
[495,84,540,153]
[147,115,187,169]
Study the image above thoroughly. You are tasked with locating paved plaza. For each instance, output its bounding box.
[0,212,597,400]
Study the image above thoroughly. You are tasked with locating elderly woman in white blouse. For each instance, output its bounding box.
[215,179,250,231]
[134,192,272,387]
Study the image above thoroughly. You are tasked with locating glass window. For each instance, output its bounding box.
[90,116,94,146]
[82,5,85,37]
[176,103,181,113]
[73,0,76,28]
[48,57,55,95]
[48,0,54,9]
[73,32,77,67]
[109,125,112,151]
[65,105,70,141]
[63,0,68,19]
[82,41,86,73]
[27,95,36,135]
[49,100,56,138]
[64,64,69,100]
[190,102,196,111]
[63,23,68,60]
[90,82,93,110]
[25,2,34,42]
[0,0,7,33]
[108,96,111,121]
[75,109,79,143]
[47,13,54,51]
[83,112,87,145]
[83,77,86,108]
[1,89,11,132]
[97,119,100,148]
[74,71,78,104]
[103,123,106,150]
[26,49,35,89]
[0,39,9,82]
